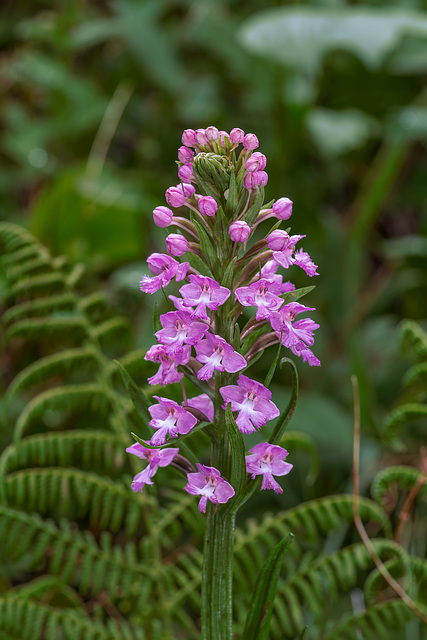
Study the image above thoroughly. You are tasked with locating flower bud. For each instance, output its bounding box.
[243,133,259,150]
[254,170,268,187]
[267,230,290,251]
[165,233,189,256]
[229,221,251,243]
[229,127,244,144]
[205,126,219,141]
[195,129,208,145]
[181,183,196,198]
[178,146,194,164]
[245,152,267,172]
[166,186,186,208]
[198,196,218,217]
[273,197,293,220]
[178,163,194,183]
[182,129,196,146]
[193,152,231,192]
[153,206,173,228]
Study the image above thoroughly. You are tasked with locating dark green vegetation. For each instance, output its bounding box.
[0,1,426,638]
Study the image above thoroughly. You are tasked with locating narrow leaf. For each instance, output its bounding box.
[281,285,316,304]
[187,251,214,279]
[225,167,238,216]
[191,217,221,278]
[243,186,265,227]
[225,404,247,498]
[242,532,294,640]
[298,626,308,640]
[263,330,282,387]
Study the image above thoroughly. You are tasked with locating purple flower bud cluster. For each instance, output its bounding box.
[128,126,321,510]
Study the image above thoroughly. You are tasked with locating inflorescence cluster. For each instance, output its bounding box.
[126,126,319,513]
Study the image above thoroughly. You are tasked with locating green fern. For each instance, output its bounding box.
[371,465,427,506]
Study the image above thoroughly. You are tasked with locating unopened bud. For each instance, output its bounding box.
[195,129,208,145]
[273,197,293,220]
[229,221,251,243]
[178,146,194,164]
[198,196,218,217]
[243,133,259,150]
[182,129,196,146]
[178,163,194,183]
[267,230,290,251]
[205,126,219,141]
[166,186,186,208]
[181,183,196,198]
[165,233,189,256]
[153,206,173,228]
[193,152,231,192]
[229,128,244,144]
[245,152,267,172]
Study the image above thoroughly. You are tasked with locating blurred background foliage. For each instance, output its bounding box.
[0,0,426,634]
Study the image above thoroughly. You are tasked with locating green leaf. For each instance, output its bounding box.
[243,186,265,227]
[281,285,316,304]
[225,404,247,500]
[298,626,308,640]
[239,7,427,75]
[114,360,152,438]
[225,167,238,216]
[263,332,282,388]
[242,532,294,640]
[191,217,221,278]
[269,358,299,444]
[187,251,214,279]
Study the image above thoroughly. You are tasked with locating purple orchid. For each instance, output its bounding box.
[148,396,197,445]
[245,443,293,493]
[145,343,191,386]
[184,464,235,513]
[220,374,280,434]
[293,248,319,277]
[185,393,214,422]
[126,443,179,491]
[179,275,230,320]
[195,333,247,381]
[140,253,189,294]
[269,302,319,349]
[235,279,284,321]
[155,310,208,354]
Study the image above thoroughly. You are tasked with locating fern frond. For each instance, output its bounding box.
[5,272,66,301]
[6,255,54,283]
[92,317,132,344]
[371,465,427,506]
[5,316,87,343]
[364,554,427,605]
[0,222,36,253]
[13,384,112,441]
[403,362,427,387]
[4,467,152,534]
[5,347,99,405]
[1,292,76,326]
[11,576,83,607]
[269,540,413,638]
[0,430,126,479]
[0,505,154,601]
[384,404,427,439]
[399,320,427,360]
[323,598,426,640]
[0,595,146,640]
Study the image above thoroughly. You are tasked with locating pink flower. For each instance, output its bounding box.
[290,341,321,367]
[198,196,218,217]
[258,261,296,293]
[195,129,208,145]
[184,464,235,513]
[145,343,190,386]
[166,186,186,208]
[244,171,268,189]
[148,396,197,445]
[185,393,214,422]
[229,220,251,243]
[165,233,188,257]
[178,163,194,183]
[243,133,259,150]
[293,248,319,277]
[155,310,208,353]
[235,279,284,321]
[126,443,179,491]
[220,374,280,434]
[229,127,244,144]
[182,129,196,147]
[153,205,173,228]
[195,333,247,381]
[205,126,219,141]
[140,254,189,294]
[245,152,267,172]
[178,146,194,164]
[180,182,196,198]
[270,302,319,351]
[273,197,293,220]
[246,443,293,493]
[179,275,230,320]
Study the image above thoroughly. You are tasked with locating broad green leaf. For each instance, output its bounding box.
[242,532,294,640]
[239,8,427,75]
